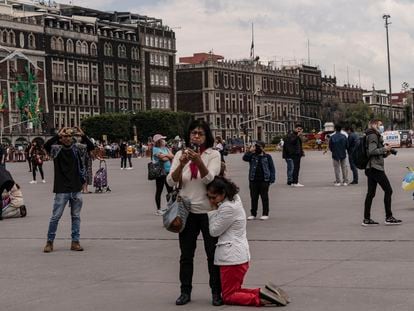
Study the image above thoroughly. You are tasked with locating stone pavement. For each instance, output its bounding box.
[2,149,414,311]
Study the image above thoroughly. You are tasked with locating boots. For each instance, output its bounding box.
[70,241,84,251]
[43,241,53,253]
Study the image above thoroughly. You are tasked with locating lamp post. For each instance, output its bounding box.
[289,112,322,132]
[383,14,393,129]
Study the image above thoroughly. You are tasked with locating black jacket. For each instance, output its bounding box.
[282,132,303,159]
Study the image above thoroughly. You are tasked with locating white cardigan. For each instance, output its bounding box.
[167,148,221,214]
[208,195,251,266]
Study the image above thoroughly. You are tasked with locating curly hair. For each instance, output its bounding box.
[207,176,239,201]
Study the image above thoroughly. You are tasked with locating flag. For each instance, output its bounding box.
[250,40,254,59]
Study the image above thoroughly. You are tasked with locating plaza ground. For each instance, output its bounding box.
[2,149,414,310]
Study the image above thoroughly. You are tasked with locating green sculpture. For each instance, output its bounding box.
[12,65,41,127]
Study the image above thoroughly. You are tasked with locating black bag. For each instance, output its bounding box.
[147,147,166,180]
[147,162,165,180]
[352,135,369,170]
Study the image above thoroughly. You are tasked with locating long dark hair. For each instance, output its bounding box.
[185,120,215,148]
[207,176,239,201]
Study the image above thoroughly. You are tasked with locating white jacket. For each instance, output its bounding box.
[208,195,250,266]
[167,148,221,214]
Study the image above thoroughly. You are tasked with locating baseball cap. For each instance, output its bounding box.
[153,134,166,143]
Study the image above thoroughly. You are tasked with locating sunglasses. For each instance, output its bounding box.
[190,130,205,136]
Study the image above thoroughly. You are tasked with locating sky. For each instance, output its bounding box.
[61,0,414,92]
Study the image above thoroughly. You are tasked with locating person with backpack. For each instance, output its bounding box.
[362,119,402,226]
[42,127,94,253]
[345,126,359,184]
[328,124,349,186]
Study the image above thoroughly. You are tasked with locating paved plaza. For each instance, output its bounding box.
[2,149,414,311]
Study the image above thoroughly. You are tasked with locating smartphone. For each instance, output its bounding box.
[189,143,199,152]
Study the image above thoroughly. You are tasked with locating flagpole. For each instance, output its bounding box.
[252,23,254,59]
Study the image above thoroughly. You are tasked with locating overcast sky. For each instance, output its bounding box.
[62,0,414,92]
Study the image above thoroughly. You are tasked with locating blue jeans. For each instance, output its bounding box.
[47,192,83,242]
[285,158,294,183]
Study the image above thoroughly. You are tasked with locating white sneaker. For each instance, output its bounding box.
[155,210,165,216]
[334,182,341,187]
[127,167,134,170]
[260,216,269,220]
[42,180,46,183]
[121,168,124,170]
[342,182,348,186]
[247,215,256,220]
[29,180,37,184]
[292,183,304,187]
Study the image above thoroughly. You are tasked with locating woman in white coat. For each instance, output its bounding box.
[207,176,289,307]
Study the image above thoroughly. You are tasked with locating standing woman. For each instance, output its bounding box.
[29,142,46,184]
[25,143,32,172]
[152,134,174,215]
[167,120,223,306]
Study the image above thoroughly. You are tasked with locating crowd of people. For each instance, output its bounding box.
[1,116,404,308]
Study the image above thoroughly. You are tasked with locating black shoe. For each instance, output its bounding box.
[176,293,191,306]
[212,293,223,306]
[350,181,358,185]
[385,216,402,225]
[287,182,292,185]
[361,219,379,227]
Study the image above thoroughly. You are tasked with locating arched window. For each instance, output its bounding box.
[9,30,15,45]
[75,40,81,53]
[118,44,126,58]
[57,37,64,51]
[91,43,97,56]
[28,33,36,48]
[81,41,88,54]
[1,30,7,44]
[67,39,74,53]
[104,42,113,56]
[51,36,57,50]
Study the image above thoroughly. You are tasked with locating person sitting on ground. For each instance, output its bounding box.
[207,176,289,307]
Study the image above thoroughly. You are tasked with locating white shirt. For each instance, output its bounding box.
[167,148,221,214]
[208,195,251,266]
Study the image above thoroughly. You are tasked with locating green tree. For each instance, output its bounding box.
[343,102,374,131]
[81,110,193,142]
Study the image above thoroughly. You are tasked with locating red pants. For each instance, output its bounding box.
[220,262,261,306]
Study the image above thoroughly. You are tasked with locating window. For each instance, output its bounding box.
[28,33,36,49]
[51,37,57,50]
[56,37,64,51]
[270,79,274,92]
[230,74,235,89]
[289,82,294,94]
[81,41,88,54]
[67,39,74,53]
[214,71,219,87]
[246,76,251,90]
[223,73,229,88]
[90,43,97,56]
[263,77,268,91]
[91,65,98,82]
[104,42,113,56]
[276,80,281,92]
[76,41,81,54]
[238,75,242,90]
[9,31,15,46]
[118,44,126,58]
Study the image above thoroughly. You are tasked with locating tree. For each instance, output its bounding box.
[343,102,374,131]
[81,110,193,142]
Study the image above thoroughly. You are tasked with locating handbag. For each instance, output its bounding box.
[163,175,191,233]
[147,148,166,180]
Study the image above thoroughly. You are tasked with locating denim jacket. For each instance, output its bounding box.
[242,152,276,183]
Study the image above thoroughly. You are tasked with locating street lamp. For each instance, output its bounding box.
[383,14,393,129]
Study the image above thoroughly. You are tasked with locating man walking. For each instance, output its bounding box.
[43,127,94,253]
[329,124,349,186]
[243,141,275,220]
[363,119,401,226]
[345,126,359,184]
[283,124,304,187]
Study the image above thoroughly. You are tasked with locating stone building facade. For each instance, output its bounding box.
[177,55,300,143]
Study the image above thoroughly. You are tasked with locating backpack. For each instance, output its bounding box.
[352,135,369,170]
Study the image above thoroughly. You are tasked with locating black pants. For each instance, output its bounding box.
[32,164,44,180]
[292,157,302,184]
[249,181,270,216]
[120,155,127,168]
[179,212,221,295]
[364,168,393,219]
[127,155,132,167]
[349,156,358,182]
[155,175,173,210]
[27,157,32,172]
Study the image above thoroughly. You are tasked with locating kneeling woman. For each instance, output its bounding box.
[207,176,289,307]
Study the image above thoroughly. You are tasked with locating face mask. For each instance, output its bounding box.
[378,125,384,133]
